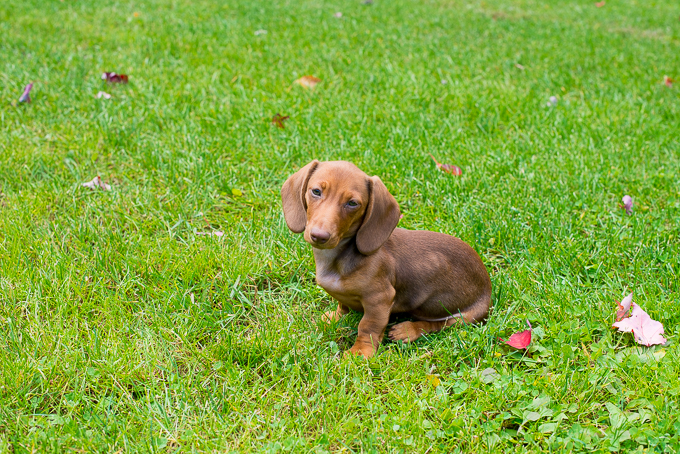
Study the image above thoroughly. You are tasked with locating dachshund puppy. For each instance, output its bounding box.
[281,160,491,357]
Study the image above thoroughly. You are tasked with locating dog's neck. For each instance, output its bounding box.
[312,238,360,275]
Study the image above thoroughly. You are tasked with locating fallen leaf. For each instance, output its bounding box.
[294,75,321,89]
[664,76,673,87]
[595,1,605,7]
[613,300,666,347]
[102,72,129,83]
[363,0,373,4]
[231,188,243,197]
[429,153,462,176]
[615,293,633,322]
[82,176,111,191]
[515,63,525,70]
[333,12,343,18]
[196,231,224,237]
[133,12,140,17]
[19,83,33,103]
[621,195,633,215]
[547,96,558,107]
[96,91,112,99]
[426,374,441,388]
[271,113,289,128]
[254,29,267,35]
[499,320,532,349]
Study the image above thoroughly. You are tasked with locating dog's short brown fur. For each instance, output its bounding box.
[281,160,491,357]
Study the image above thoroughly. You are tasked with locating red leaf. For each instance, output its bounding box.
[595,1,605,7]
[102,72,129,83]
[429,153,462,176]
[664,76,673,87]
[272,113,290,128]
[499,320,532,349]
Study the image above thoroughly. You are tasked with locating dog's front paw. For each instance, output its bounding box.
[388,321,422,343]
[321,310,341,324]
[345,344,375,358]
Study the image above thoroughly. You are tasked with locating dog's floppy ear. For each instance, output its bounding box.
[281,160,320,233]
[356,176,400,255]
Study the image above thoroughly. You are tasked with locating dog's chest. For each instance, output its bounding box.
[316,269,343,294]
[313,255,364,310]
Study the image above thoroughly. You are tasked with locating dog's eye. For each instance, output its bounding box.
[311,188,322,197]
[347,200,359,208]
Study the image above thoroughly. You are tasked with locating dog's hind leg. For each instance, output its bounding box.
[388,316,461,343]
[389,292,491,343]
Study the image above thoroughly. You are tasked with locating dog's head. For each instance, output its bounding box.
[281,160,401,255]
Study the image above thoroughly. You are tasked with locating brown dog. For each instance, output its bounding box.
[281,160,491,358]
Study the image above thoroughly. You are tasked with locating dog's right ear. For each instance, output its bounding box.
[281,160,320,233]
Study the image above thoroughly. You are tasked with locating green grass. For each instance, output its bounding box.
[1,0,679,451]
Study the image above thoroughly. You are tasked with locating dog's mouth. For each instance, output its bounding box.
[306,236,340,249]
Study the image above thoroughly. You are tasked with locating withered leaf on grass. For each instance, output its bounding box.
[620,195,633,215]
[19,83,33,103]
[272,113,290,128]
[595,1,605,7]
[426,374,441,388]
[82,176,111,191]
[499,320,532,349]
[664,76,673,87]
[612,294,666,346]
[102,72,129,83]
[196,231,224,237]
[429,153,462,176]
[294,75,321,89]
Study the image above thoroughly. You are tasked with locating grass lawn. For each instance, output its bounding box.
[1,0,680,451]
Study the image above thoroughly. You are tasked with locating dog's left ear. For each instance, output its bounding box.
[356,176,401,255]
[281,160,320,233]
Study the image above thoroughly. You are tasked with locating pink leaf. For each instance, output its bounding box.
[621,195,633,215]
[19,83,33,103]
[613,301,666,347]
[615,293,633,322]
[499,320,532,349]
[196,230,224,237]
[429,153,463,176]
[82,176,111,191]
[294,75,321,89]
[664,76,673,88]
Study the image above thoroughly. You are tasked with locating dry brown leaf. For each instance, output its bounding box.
[294,75,321,89]
[271,113,290,128]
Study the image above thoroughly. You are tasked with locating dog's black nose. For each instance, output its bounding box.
[310,228,330,244]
